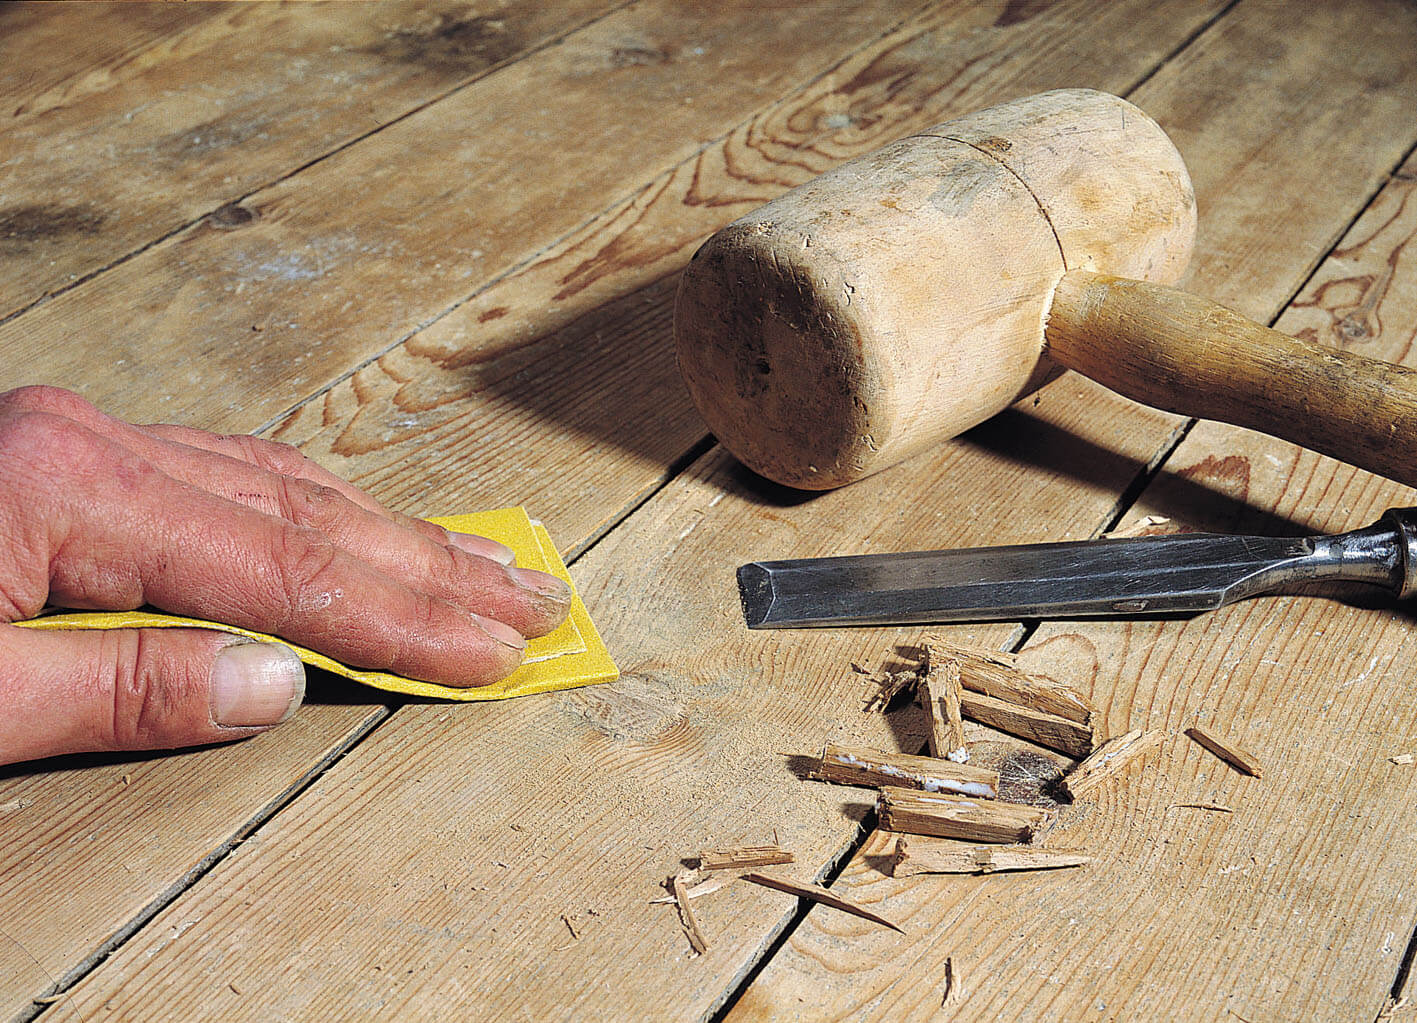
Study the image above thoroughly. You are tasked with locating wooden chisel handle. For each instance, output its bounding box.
[1045,270,1417,490]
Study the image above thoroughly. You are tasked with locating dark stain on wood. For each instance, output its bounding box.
[154,117,268,167]
[0,202,106,250]
[966,741,1063,806]
[995,0,1055,28]
[608,42,671,68]
[366,13,526,76]
[207,202,258,230]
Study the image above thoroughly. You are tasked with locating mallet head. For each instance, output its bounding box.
[674,88,1196,490]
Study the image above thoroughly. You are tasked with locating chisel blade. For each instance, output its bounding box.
[738,509,1417,629]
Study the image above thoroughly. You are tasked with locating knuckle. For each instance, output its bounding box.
[0,385,95,419]
[104,630,189,748]
[274,476,343,533]
[270,526,344,623]
[0,409,105,479]
[239,436,310,479]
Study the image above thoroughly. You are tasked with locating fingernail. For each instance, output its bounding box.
[508,566,573,606]
[445,529,516,565]
[211,642,306,728]
[471,612,527,651]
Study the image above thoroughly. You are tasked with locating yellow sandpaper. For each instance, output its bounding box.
[14,508,618,701]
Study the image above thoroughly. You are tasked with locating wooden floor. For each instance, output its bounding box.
[3,2,1416,1020]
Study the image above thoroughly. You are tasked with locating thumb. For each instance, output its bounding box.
[0,624,305,766]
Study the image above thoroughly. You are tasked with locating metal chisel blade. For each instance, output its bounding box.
[738,509,1417,629]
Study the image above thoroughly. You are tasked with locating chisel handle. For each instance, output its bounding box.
[1045,270,1417,491]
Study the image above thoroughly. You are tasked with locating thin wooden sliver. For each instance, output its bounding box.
[1186,725,1263,778]
[672,871,709,954]
[739,872,904,934]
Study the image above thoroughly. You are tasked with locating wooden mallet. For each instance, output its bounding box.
[674,88,1417,490]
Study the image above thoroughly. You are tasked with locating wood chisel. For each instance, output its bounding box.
[737,508,1417,629]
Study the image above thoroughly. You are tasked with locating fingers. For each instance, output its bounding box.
[0,624,304,767]
[34,424,531,685]
[142,426,522,566]
[3,387,571,651]
[114,436,571,637]
[3,388,521,567]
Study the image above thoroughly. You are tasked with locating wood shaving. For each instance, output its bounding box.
[672,870,709,954]
[740,871,903,933]
[649,877,728,905]
[1167,802,1235,813]
[1390,753,1415,766]
[699,844,794,870]
[1104,515,1177,538]
[1186,725,1263,778]
[862,669,919,712]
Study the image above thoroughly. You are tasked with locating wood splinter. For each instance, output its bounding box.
[941,956,963,1008]
[878,786,1049,843]
[739,871,903,934]
[698,845,795,871]
[891,836,1090,877]
[1061,729,1162,801]
[1186,725,1263,778]
[920,645,967,760]
[958,690,1095,759]
[923,639,1094,724]
[672,870,709,954]
[862,668,919,712]
[650,877,727,905]
[811,743,999,799]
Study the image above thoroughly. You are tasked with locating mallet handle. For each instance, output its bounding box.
[1045,270,1417,490]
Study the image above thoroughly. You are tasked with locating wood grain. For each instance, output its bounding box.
[0,705,384,1016]
[0,0,616,319]
[728,36,1417,1022]
[267,0,1230,537]
[0,2,224,121]
[0,2,935,1017]
[57,1,1405,1018]
[11,1,1412,1021]
[0,0,915,431]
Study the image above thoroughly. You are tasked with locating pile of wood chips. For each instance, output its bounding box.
[660,638,1264,955]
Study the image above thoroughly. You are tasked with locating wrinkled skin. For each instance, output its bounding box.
[0,386,571,766]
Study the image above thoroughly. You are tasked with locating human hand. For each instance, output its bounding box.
[0,386,572,766]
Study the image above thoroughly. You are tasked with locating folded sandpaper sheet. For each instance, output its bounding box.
[14,507,618,701]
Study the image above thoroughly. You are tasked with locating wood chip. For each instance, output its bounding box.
[812,743,999,799]
[672,870,709,954]
[1390,753,1415,766]
[0,798,32,814]
[923,639,1093,723]
[878,786,1049,843]
[921,646,967,759]
[862,668,918,712]
[959,690,1095,758]
[698,844,794,871]
[649,877,728,904]
[1186,725,1263,778]
[1104,515,1176,538]
[891,836,1090,877]
[1167,802,1234,813]
[739,871,903,933]
[941,956,963,1007]
[1060,729,1162,801]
